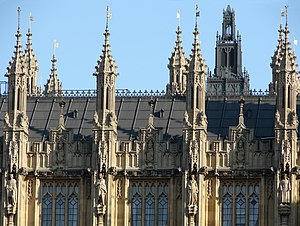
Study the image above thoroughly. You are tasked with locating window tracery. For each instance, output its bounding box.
[222,181,259,226]
[42,182,79,226]
[131,181,168,226]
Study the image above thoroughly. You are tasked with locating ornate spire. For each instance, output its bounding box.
[188,5,206,74]
[6,7,25,77]
[45,41,63,96]
[94,6,119,127]
[277,5,298,74]
[167,10,188,96]
[94,6,118,76]
[24,13,39,95]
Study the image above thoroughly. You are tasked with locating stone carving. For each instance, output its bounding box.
[9,141,18,168]
[187,175,198,206]
[145,139,155,165]
[197,110,207,127]
[17,111,28,128]
[236,138,246,166]
[93,111,100,127]
[6,174,17,208]
[275,110,283,127]
[107,111,117,127]
[288,111,298,127]
[4,112,11,128]
[96,174,107,206]
[184,111,192,127]
[280,174,290,204]
[56,140,65,165]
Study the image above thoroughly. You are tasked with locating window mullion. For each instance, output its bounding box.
[142,182,145,226]
[232,182,235,226]
[65,183,68,226]
[52,183,56,226]
[246,182,249,226]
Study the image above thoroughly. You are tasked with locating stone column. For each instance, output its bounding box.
[187,205,198,226]
[96,205,106,226]
[279,205,290,226]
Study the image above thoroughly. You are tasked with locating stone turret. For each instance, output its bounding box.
[271,6,299,226]
[92,6,119,226]
[167,14,188,96]
[186,6,207,127]
[183,5,207,226]
[207,5,249,96]
[2,7,29,226]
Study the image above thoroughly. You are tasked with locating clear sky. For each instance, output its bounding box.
[0,0,299,92]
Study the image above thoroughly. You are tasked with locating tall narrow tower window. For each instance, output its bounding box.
[191,86,194,109]
[282,86,285,108]
[106,88,109,110]
[17,88,21,110]
[288,86,291,108]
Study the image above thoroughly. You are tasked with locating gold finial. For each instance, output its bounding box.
[177,10,180,27]
[17,7,21,29]
[53,39,59,56]
[280,8,285,25]
[29,13,34,30]
[285,5,288,26]
[106,6,112,26]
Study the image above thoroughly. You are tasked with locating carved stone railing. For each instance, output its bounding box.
[0,79,271,98]
[206,89,270,97]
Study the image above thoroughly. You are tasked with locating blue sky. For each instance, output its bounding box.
[0,0,299,92]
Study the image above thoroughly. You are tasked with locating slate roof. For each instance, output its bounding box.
[0,95,289,142]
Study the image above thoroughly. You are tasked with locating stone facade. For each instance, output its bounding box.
[1,5,300,226]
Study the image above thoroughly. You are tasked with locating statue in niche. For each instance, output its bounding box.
[96,174,107,206]
[17,111,28,128]
[6,173,17,207]
[183,111,191,127]
[280,174,291,204]
[289,111,298,127]
[197,110,207,127]
[145,139,154,164]
[93,111,100,127]
[275,110,283,127]
[56,140,65,165]
[187,175,198,206]
[107,111,117,127]
[4,112,11,128]
[236,139,245,166]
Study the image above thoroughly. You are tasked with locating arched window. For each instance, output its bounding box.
[131,181,169,226]
[158,183,168,226]
[222,181,260,226]
[42,183,53,226]
[41,182,79,226]
[131,183,142,226]
[144,183,155,226]
[222,183,233,226]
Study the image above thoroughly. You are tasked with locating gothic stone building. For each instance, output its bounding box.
[1,5,300,226]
